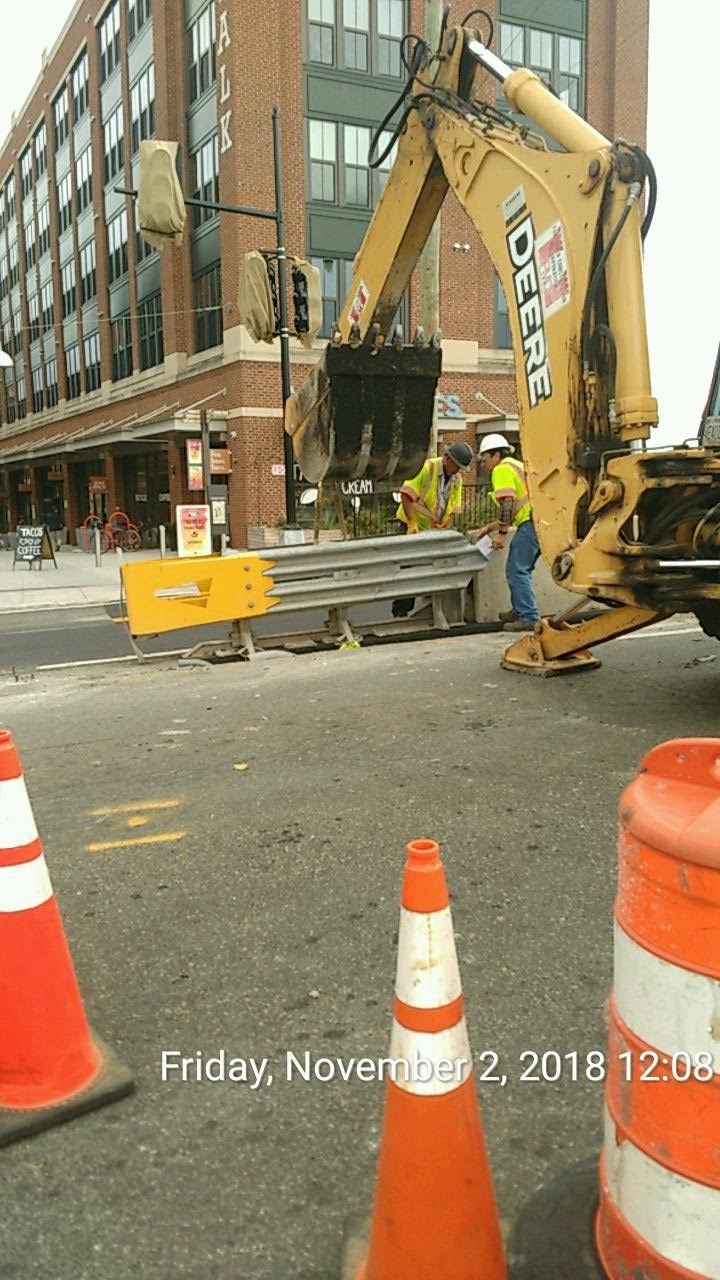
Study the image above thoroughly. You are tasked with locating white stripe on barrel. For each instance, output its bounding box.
[395,905,462,1008]
[0,775,40,850]
[603,1107,720,1274]
[388,1018,473,1095]
[614,922,720,1067]
[0,853,53,913]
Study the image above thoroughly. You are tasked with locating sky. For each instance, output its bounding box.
[0,1,717,446]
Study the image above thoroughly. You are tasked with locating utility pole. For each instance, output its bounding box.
[420,0,443,458]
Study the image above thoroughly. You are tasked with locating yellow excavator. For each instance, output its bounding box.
[285,19,720,673]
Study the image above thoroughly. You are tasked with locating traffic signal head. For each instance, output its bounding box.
[291,260,322,349]
[137,141,186,250]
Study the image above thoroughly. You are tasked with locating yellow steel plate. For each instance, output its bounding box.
[120,554,278,636]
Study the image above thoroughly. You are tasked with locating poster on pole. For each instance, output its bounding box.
[176,504,212,557]
[186,439,204,491]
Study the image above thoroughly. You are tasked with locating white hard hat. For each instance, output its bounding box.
[478,432,512,454]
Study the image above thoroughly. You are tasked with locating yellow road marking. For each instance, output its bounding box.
[85,831,187,853]
[90,800,180,816]
[127,815,149,828]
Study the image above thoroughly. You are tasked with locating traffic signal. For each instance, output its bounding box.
[291,260,322,349]
[137,141,186,251]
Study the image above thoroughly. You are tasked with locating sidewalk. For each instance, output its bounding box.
[0,545,167,613]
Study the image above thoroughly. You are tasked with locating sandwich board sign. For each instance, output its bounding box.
[13,525,58,570]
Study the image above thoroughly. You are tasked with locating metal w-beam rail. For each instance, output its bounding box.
[189,530,486,660]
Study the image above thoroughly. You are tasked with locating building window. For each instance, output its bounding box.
[0,200,4,236]
[306,0,405,76]
[71,51,90,120]
[53,88,69,150]
[493,274,512,349]
[79,240,97,304]
[75,146,93,214]
[28,295,40,343]
[103,105,124,184]
[24,217,36,272]
[34,125,47,178]
[41,281,54,332]
[16,374,26,419]
[20,147,33,199]
[8,242,19,288]
[61,258,76,318]
[193,262,222,352]
[32,366,44,413]
[308,0,334,63]
[11,306,22,356]
[130,64,156,154]
[344,124,370,205]
[135,202,156,263]
[37,202,51,258]
[0,254,7,301]
[188,3,216,103]
[138,292,164,369]
[111,313,133,381]
[5,177,15,223]
[190,135,219,228]
[45,358,58,407]
[83,331,101,390]
[107,209,129,282]
[99,3,121,82]
[65,343,81,399]
[498,21,583,112]
[309,120,336,202]
[5,376,16,423]
[57,172,73,233]
[128,0,151,42]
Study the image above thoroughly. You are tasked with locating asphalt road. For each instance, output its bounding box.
[1,618,718,1280]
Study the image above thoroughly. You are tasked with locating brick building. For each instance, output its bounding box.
[0,0,649,546]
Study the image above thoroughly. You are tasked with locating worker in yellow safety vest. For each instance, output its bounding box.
[476,432,540,631]
[392,441,473,617]
[396,441,473,532]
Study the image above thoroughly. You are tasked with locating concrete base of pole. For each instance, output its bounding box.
[340,1216,369,1280]
[507,1156,605,1279]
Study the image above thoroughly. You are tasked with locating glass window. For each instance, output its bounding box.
[494,274,512,349]
[57,172,73,232]
[193,263,222,352]
[128,0,151,43]
[344,124,370,205]
[61,258,76,318]
[28,295,40,343]
[8,242,19,288]
[98,4,121,82]
[72,51,89,119]
[188,3,216,103]
[79,240,97,304]
[309,120,336,202]
[138,293,164,369]
[130,64,155,153]
[16,373,26,419]
[530,28,552,71]
[34,125,47,178]
[37,202,51,258]
[83,331,101,390]
[308,0,334,63]
[75,146,93,213]
[498,22,584,115]
[377,0,403,75]
[24,217,36,272]
[191,135,219,227]
[343,0,369,71]
[32,365,44,413]
[45,357,58,407]
[20,147,33,199]
[53,88,69,150]
[5,177,15,223]
[103,105,124,184]
[111,314,133,381]
[107,208,129,282]
[65,343,81,399]
[41,281,54,332]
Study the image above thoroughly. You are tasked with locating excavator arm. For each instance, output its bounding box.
[287,24,720,667]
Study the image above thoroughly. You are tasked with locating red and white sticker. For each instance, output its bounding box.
[348,280,370,326]
[536,221,570,318]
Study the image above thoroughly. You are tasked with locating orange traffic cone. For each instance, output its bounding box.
[357,839,507,1280]
[0,728,134,1145]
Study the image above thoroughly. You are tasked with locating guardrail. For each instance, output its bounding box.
[120,531,487,660]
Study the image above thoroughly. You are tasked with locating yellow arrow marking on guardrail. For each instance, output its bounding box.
[120,554,278,636]
[85,798,186,852]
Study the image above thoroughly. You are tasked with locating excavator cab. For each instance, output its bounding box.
[285,328,442,484]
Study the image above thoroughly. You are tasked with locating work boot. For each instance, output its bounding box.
[503,618,537,632]
[498,609,518,623]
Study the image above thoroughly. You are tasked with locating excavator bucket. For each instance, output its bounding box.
[285,341,442,484]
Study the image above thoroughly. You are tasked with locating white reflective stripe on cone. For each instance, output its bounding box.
[0,775,39,849]
[0,854,53,913]
[395,905,462,1008]
[388,1018,473,1095]
[614,922,720,1067]
[603,1106,720,1275]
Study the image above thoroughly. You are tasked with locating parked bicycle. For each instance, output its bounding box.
[81,509,142,553]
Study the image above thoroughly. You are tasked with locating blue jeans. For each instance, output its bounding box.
[506,520,541,621]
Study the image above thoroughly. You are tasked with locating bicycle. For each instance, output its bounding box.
[80,510,142,553]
